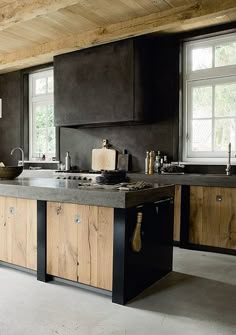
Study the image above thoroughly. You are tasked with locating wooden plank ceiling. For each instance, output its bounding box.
[0,0,236,73]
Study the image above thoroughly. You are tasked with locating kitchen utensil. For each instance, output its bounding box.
[131,212,143,253]
[117,149,130,171]
[92,139,116,171]
[65,151,71,171]
[96,170,127,185]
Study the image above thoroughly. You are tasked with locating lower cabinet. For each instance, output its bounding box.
[0,196,37,270]
[47,202,114,291]
[189,186,236,249]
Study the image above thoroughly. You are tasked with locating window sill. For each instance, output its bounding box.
[23,160,59,164]
[178,161,236,166]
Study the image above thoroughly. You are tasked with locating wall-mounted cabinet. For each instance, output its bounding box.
[47,202,114,291]
[54,37,157,126]
[0,196,37,270]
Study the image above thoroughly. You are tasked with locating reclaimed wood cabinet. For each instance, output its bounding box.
[54,37,156,126]
[47,202,114,291]
[0,196,37,270]
[189,186,236,250]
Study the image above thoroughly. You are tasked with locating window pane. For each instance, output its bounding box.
[192,120,212,151]
[48,76,54,93]
[34,105,47,128]
[48,127,56,154]
[192,86,212,118]
[192,47,212,71]
[30,69,55,160]
[47,104,54,127]
[33,129,47,157]
[35,78,47,95]
[215,42,236,67]
[215,83,236,117]
[214,119,235,151]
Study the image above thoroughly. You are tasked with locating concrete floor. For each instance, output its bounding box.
[0,248,235,335]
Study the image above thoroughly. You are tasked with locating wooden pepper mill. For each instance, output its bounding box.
[131,212,143,253]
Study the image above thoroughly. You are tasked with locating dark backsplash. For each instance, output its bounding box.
[60,120,178,172]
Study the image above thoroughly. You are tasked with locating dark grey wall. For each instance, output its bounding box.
[0,38,180,171]
[0,71,22,165]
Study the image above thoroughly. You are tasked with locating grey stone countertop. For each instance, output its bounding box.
[0,178,175,208]
[128,173,236,188]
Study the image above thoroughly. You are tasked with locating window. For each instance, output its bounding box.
[29,69,56,161]
[183,33,236,163]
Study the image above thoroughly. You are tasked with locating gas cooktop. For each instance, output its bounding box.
[53,170,101,182]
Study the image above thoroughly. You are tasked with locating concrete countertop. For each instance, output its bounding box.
[0,178,175,208]
[128,173,236,188]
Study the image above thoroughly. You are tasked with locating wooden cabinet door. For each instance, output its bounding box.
[189,186,236,249]
[0,196,37,270]
[0,196,10,263]
[77,206,114,291]
[47,202,114,290]
[47,202,78,281]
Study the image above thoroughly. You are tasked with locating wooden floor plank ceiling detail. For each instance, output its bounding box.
[0,0,235,73]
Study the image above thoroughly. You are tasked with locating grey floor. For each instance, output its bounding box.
[0,248,235,335]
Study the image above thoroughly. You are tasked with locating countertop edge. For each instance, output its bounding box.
[0,180,175,209]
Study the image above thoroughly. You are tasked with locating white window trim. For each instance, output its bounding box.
[182,32,236,164]
[29,68,55,162]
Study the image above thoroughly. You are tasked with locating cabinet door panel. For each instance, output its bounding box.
[77,206,114,291]
[0,196,7,262]
[219,188,236,249]
[96,207,113,291]
[26,199,37,270]
[77,204,90,285]
[0,197,37,269]
[47,202,78,281]
[12,198,27,267]
[189,186,204,244]
[189,186,236,250]
[47,202,114,290]
[201,187,221,247]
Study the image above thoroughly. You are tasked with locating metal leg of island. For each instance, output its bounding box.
[37,200,51,282]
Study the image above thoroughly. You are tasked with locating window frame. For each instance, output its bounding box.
[182,32,236,164]
[28,68,56,162]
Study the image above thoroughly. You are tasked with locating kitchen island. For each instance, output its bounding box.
[0,178,175,305]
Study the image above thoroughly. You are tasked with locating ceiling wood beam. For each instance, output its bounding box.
[0,0,81,30]
[0,0,236,72]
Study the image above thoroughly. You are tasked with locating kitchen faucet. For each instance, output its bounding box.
[11,147,24,166]
[226,142,231,176]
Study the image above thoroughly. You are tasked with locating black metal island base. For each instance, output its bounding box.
[0,179,175,305]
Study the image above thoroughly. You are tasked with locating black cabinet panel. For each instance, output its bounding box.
[54,40,134,126]
[54,37,157,127]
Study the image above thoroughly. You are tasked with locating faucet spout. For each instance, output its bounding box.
[11,147,24,167]
[226,142,231,176]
